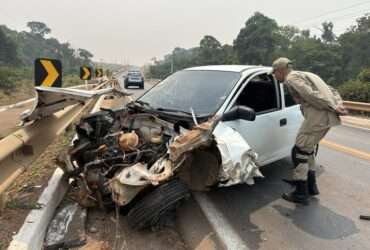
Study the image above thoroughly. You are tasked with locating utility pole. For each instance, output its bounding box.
[170,51,174,74]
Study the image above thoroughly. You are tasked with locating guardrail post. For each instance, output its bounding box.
[0,192,6,214]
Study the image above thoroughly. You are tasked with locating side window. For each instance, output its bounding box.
[283,85,297,107]
[235,73,280,114]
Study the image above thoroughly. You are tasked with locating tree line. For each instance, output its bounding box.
[149,12,370,102]
[0,21,94,90]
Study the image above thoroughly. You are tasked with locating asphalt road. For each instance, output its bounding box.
[199,124,370,250]
[0,102,33,138]
[325,125,370,153]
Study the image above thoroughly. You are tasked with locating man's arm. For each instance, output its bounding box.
[328,86,348,115]
[328,85,343,104]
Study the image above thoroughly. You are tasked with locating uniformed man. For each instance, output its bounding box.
[271,57,348,205]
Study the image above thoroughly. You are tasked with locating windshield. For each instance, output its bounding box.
[139,70,241,116]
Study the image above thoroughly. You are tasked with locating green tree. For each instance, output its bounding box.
[78,48,94,65]
[358,68,370,82]
[301,29,311,39]
[234,12,279,65]
[148,12,370,88]
[0,67,14,90]
[27,21,51,37]
[353,13,370,32]
[338,68,370,102]
[172,47,199,70]
[321,21,335,43]
[338,14,370,82]
[198,35,224,65]
[222,44,239,64]
[0,27,19,66]
[274,25,300,56]
[286,35,342,85]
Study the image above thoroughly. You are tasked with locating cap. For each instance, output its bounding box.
[271,57,293,74]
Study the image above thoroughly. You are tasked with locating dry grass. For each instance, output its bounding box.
[0,74,84,106]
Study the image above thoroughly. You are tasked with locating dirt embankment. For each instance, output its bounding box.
[0,75,84,106]
[0,130,74,250]
[0,84,34,106]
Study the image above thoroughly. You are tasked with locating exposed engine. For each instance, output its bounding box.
[57,106,217,209]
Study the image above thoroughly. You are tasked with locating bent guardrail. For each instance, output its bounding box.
[0,79,120,211]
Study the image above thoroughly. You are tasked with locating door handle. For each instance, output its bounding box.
[280,118,287,127]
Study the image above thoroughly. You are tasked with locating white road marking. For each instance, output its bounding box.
[0,98,34,113]
[193,192,250,250]
[342,123,370,132]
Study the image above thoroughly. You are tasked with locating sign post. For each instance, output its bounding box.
[80,66,92,88]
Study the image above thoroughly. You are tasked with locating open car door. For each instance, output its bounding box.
[221,72,289,165]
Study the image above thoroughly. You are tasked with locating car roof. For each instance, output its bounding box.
[184,65,270,73]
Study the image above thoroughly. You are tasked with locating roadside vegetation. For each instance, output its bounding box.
[0,21,95,103]
[148,12,370,102]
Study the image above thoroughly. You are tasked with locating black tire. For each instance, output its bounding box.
[140,81,144,89]
[127,179,189,230]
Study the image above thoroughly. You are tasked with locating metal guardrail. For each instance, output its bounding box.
[343,101,370,113]
[7,92,112,250]
[0,83,98,113]
[0,80,115,211]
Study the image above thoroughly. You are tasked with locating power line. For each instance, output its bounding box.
[326,9,370,22]
[303,10,370,30]
[295,1,370,24]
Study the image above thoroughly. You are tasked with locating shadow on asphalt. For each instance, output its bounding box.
[206,158,359,249]
[273,200,359,240]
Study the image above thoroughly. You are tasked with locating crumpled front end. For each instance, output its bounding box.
[57,106,262,210]
[213,122,263,187]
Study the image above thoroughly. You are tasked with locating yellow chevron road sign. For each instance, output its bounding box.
[35,58,62,87]
[95,68,103,78]
[80,66,92,80]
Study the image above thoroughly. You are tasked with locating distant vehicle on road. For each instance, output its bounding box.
[124,70,144,89]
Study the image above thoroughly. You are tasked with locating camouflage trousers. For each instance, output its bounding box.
[292,128,330,181]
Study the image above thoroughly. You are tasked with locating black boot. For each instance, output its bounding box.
[282,181,309,205]
[282,179,298,186]
[307,170,319,196]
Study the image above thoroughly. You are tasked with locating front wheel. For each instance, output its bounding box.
[127,179,189,230]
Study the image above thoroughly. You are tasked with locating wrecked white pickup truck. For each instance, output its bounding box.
[57,65,302,230]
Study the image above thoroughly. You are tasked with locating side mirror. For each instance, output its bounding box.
[221,106,256,122]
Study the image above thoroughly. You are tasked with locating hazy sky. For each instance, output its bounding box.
[1,0,369,65]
